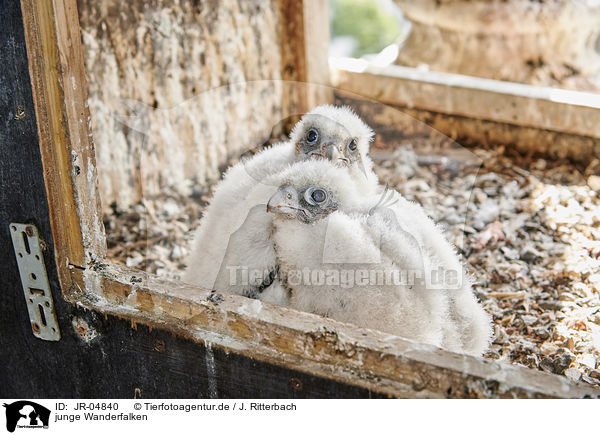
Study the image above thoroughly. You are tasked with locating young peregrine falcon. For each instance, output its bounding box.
[266,162,492,356]
[183,105,378,303]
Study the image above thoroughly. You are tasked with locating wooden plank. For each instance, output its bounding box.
[334,92,599,162]
[302,0,332,109]
[278,0,333,117]
[20,0,105,292]
[332,65,600,141]
[72,263,599,399]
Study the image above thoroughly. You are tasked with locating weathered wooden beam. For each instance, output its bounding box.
[278,0,333,117]
[69,263,600,399]
[20,0,105,292]
[332,65,600,159]
[333,65,600,138]
[334,92,599,162]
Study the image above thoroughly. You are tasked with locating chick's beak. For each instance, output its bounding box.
[267,187,299,217]
[323,143,349,165]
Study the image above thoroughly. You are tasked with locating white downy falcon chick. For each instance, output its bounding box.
[366,186,493,355]
[183,105,378,303]
[266,162,492,356]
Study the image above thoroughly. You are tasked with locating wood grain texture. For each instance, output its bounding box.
[69,262,599,399]
[333,65,600,139]
[278,0,332,121]
[77,0,289,211]
[20,0,105,291]
[332,66,600,161]
[334,92,600,163]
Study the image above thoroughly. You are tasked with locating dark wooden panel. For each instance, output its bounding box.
[0,0,381,399]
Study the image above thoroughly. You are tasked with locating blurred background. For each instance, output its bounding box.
[331,0,600,90]
[329,0,406,59]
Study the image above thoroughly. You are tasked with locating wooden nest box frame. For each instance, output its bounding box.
[2,0,599,398]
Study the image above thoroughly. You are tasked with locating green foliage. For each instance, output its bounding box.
[331,0,402,57]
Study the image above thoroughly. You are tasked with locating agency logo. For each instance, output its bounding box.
[3,401,50,432]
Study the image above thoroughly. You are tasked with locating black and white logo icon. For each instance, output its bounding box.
[3,401,50,432]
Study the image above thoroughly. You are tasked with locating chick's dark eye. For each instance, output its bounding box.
[311,189,326,203]
[306,128,319,143]
[348,139,357,151]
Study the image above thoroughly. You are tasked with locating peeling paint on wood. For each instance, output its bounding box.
[20,0,106,289]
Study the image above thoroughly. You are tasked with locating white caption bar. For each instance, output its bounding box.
[1,399,596,434]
